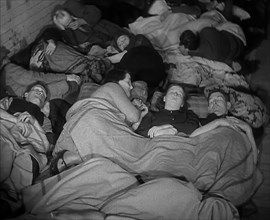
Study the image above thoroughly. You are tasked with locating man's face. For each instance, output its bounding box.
[208,91,228,116]
[164,85,184,110]
[24,85,47,108]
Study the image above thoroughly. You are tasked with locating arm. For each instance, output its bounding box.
[131,103,149,131]
[94,83,141,125]
[226,116,258,163]
[148,124,178,138]
[189,118,234,137]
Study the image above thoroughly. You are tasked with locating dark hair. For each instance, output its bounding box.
[207,89,230,102]
[102,68,132,84]
[24,81,50,101]
[179,30,199,50]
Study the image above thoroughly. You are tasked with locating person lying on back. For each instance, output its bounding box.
[136,84,199,138]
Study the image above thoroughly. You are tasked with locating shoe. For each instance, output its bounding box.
[49,150,69,176]
[50,150,81,176]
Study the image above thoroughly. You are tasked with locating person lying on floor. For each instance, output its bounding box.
[189,89,258,163]
[52,4,131,54]
[178,0,246,67]
[52,8,153,64]
[49,68,149,175]
[0,81,55,145]
[136,83,199,138]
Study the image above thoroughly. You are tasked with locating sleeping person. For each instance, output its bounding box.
[189,89,258,163]
[91,68,148,130]
[49,68,149,175]
[136,84,199,138]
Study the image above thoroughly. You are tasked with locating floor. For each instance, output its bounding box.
[241,17,270,220]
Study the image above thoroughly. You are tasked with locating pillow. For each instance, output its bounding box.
[229,90,269,128]
[187,94,208,119]
[204,85,269,128]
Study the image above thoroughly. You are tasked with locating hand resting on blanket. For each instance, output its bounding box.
[190,116,258,164]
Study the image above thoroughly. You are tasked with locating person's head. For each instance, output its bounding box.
[24,81,49,108]
[104,69,133,97]
[116,35,130,51]
[163,84,186,111]
[54,9,72,28]
[207,90,231,116]
[179,30,199,51]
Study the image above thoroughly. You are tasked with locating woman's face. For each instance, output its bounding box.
[55,10,72,27]
[164,85,184,110]
[117,35,130,51]
[118,73,133,97]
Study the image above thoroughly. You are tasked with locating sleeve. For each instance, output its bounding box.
[38,27,63,43]
[135,112,153,137]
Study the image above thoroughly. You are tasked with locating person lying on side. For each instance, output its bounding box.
[189,89,258,163]
[136,84,199,138]
[91,68,148,130]
[178,0,246,67]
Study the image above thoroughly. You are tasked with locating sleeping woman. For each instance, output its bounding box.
[51,68,149,174]
[91,68,148,130]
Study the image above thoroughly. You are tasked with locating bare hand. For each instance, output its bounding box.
[67,74,81,85]
[16,122,32,137]
[140,104,148,118]
[0,97,13,110]
[45,40,56,55]
[148,124,177,138]
[15,111,35,124]
[68,18,87,30]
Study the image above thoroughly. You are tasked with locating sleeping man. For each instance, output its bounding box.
[178,0,246,67]
[136,84,199,138]
[189,89,258,163]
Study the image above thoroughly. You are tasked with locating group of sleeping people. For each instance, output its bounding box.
[0,66,258,177]
[1,0,259,179]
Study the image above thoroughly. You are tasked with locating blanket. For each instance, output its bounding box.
[0,110,49,205]
[29,41,111,83]
[129,10,249,88]
[162,49,249,88]
[54,97,263,206]
[20,157,239,220]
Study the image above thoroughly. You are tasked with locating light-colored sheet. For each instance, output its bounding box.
[53,97,263,206]
[0,110,49,198]
[20,157,240,220]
